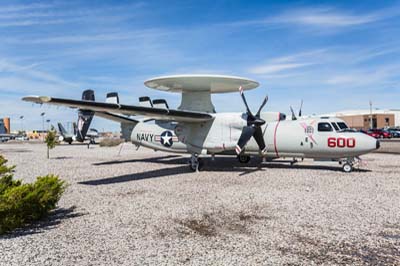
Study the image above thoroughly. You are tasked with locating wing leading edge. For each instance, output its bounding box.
[22,96,214,123]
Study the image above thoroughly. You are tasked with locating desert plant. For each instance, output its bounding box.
[45,126,57,159]
[0,156,18,195]
[0,155,66,235]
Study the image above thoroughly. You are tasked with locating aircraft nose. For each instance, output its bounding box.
[376,140,380,150]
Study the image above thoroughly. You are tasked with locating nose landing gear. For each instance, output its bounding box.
[340,157,363,173]
[342,163,353,173]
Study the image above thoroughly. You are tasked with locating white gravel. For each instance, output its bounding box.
[0,142,399,265]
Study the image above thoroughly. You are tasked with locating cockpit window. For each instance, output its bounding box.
[337,122,348,129]
[331,122,339,131]
[318,122,333,132]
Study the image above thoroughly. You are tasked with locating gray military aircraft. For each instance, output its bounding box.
[22,75,379,172]
[57,122,99,145]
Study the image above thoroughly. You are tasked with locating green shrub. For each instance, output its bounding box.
[45,126,57,159]
[0,155,66,235]
[99,138,124,147]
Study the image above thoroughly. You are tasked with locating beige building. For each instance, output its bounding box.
[324,109,400,130]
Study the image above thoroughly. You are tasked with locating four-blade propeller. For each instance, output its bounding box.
[235,86,268,155]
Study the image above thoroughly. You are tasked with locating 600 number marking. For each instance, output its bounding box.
[328,137,356,148]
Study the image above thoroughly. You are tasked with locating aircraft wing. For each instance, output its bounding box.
[22,96,214,123]
[94,111,140,124]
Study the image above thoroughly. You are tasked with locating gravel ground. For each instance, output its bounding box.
[375,139,400,154]
[0,142,399,265]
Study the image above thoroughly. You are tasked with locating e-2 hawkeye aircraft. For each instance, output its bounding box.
[22,75,379,172]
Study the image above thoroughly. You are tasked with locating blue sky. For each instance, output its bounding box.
[1,0,400,131]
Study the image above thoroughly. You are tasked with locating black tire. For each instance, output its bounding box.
[238,155,251,164]
[342,163,352,173]
[189,158,204,172]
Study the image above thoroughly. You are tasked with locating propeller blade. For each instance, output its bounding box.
[235,126,255,154]
[290,106,297,120]
[255,95,268,117]
[299,99,303,117]
[239,86,253,117]
[253,126,266,153]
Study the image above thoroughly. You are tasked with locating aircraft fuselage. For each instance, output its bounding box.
[131,112,378,160]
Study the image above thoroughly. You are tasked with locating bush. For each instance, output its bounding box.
[99,138,124,147]
[45,126,57,159]
[0,155,66,235]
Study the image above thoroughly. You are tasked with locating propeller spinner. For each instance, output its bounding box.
[235,86,268,155]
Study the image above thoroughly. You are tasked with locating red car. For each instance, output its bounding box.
[369,129,392,139]
[359,129,380,138]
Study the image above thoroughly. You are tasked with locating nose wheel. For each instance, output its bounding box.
[342,163,353,173]
[340,157,363,173]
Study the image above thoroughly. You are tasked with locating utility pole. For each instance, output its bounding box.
[41,112,45,140]
[19,116,24,132]
[369,100,373,129]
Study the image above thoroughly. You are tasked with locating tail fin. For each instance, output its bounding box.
[76,90,95,142]
[72,122,77,135]
[57,122,68,136]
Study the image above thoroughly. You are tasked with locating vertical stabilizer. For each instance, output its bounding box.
[76,90,95,142]
[57,122,68,136]
[73,122,77,135]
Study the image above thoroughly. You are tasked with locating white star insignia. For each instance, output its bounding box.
[161,134,172,145]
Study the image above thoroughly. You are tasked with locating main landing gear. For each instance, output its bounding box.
[189,154,204,172]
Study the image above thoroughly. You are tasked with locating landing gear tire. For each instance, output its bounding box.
[238,155,251,164]
[189,155,204,172]
[342,163,353,173]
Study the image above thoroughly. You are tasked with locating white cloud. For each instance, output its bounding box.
[0,3,53,13]
[227,6,400,29]
[249,62,314,75]
[270,8,380,27]
[0,60,78,88]
[248,50,325,75]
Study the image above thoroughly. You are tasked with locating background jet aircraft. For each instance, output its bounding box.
[23,74,379,172]
[57,122,98,145]
[57,90,98,144]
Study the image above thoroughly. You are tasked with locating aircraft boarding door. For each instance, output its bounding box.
[299,120,318,154]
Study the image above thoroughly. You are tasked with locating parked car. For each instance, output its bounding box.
[369,128,392,139]
[387,128,400,138]
[359,129,380,138]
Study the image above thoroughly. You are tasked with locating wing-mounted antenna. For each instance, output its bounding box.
[106,92,119,104]
[152,99,169,109]
[139,96,153,107]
